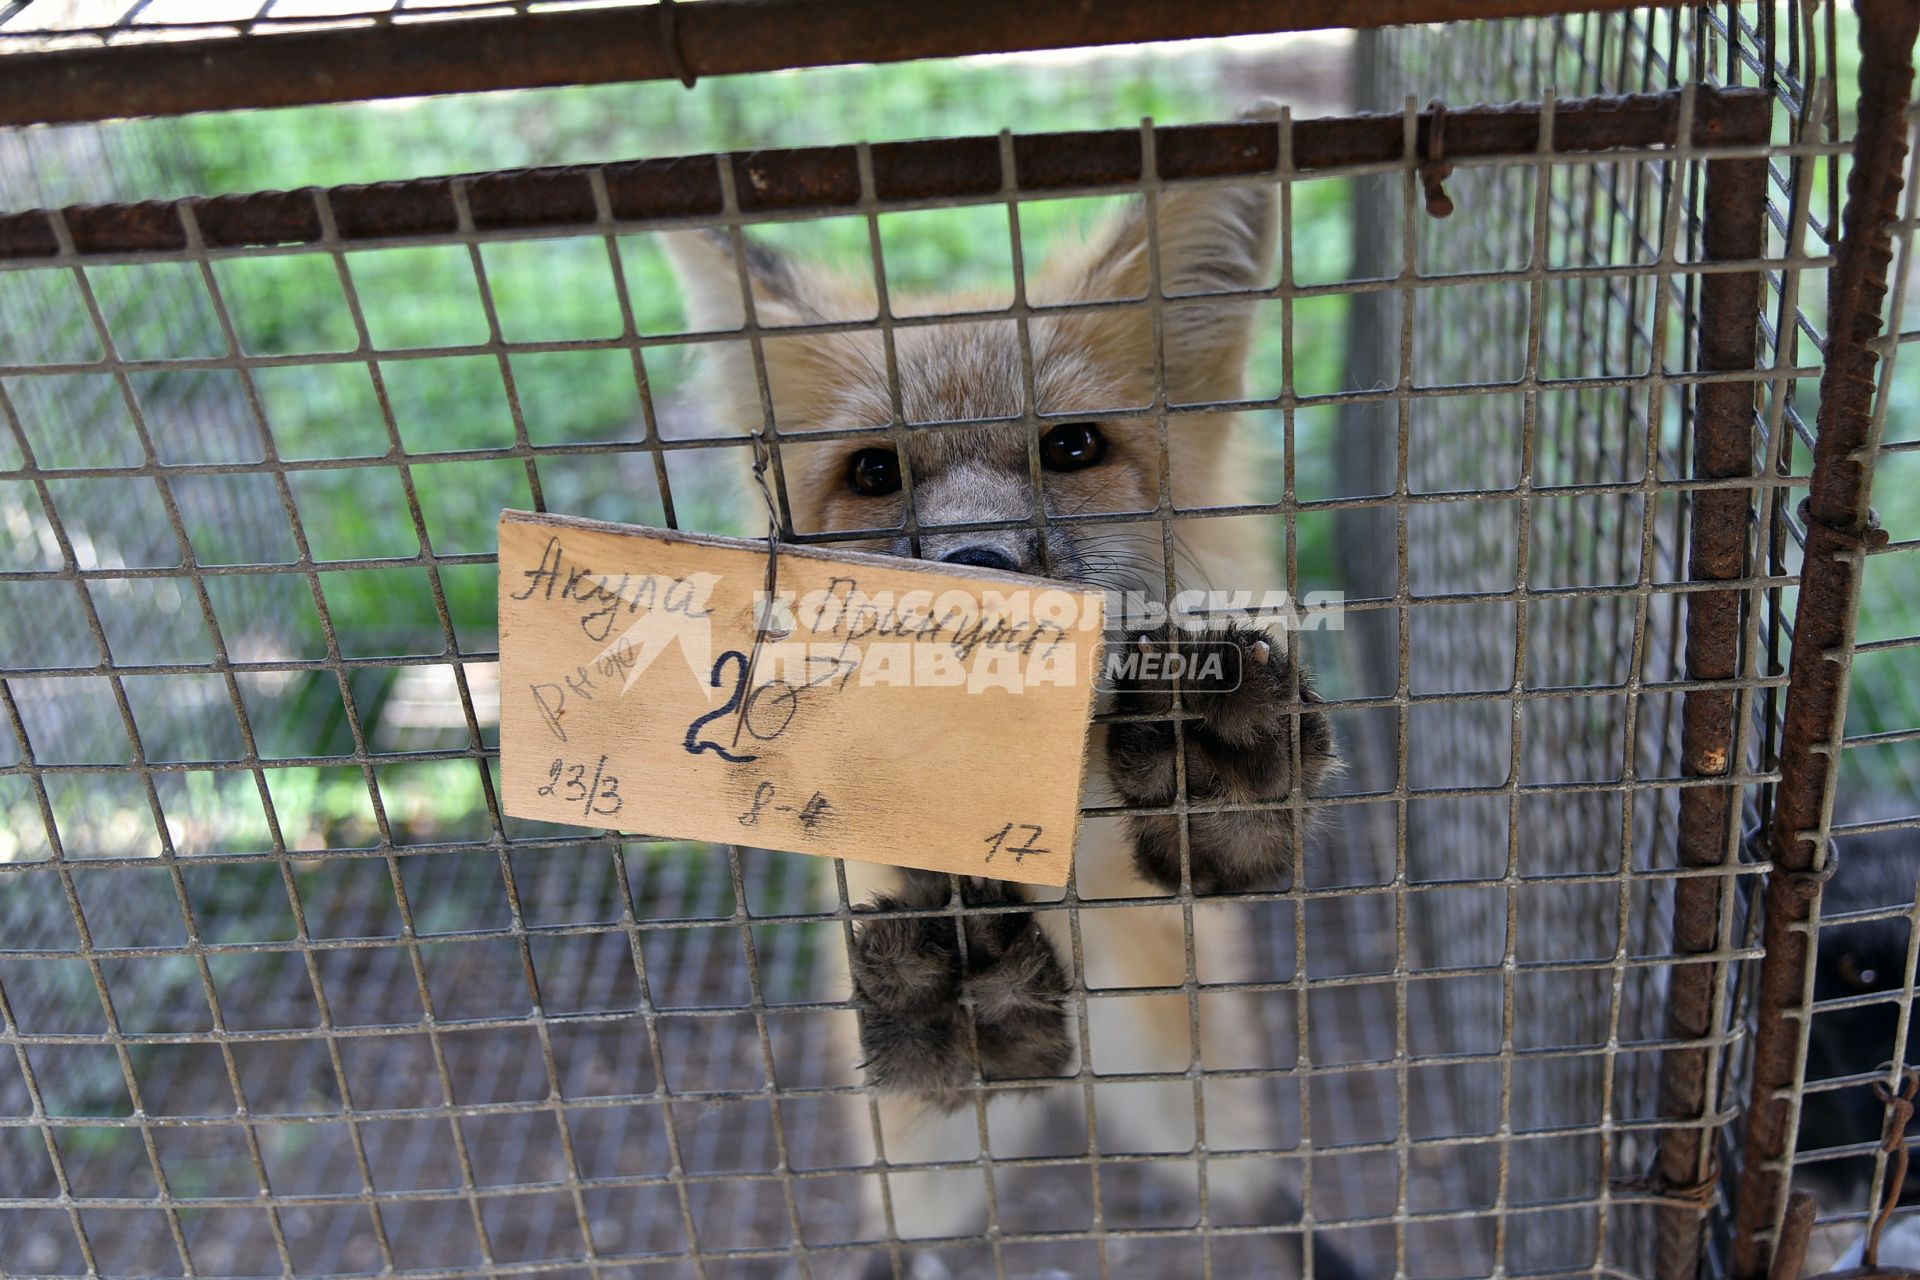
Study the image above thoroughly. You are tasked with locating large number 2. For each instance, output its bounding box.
[683,650,759,764]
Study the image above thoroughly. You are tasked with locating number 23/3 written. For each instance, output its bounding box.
[537,756,623,818]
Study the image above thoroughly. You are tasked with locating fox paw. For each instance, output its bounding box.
[848,872,1071,1111]
[1104,623,1336,893]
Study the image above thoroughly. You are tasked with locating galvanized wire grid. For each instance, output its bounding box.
[0,14,1901,1280]
[1383,3,1920,1275]
[1780,92,1920,1273]
[1358,18,1786,1277]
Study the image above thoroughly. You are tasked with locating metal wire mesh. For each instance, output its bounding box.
[1367,12,1814,1277]
[0,7,1913,1280]
[1374,5,1920,1275]
[1782,85,1920,1280]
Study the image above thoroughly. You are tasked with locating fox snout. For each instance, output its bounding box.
[910,528,1083,582]
[872,449,1091,580]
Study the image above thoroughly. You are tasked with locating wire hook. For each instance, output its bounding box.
[1419,99,1455,219]
[730,431,784,749]
[1865,1066,1919,1269]
[657,0,699,89]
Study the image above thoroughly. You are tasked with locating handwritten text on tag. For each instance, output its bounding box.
[496,511,1106,886]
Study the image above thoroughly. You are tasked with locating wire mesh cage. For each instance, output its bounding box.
[1349,16,1791,1277]
[2,4,1918,1280]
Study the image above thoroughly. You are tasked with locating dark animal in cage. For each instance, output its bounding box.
[1799,828,1920,1209]
[665,162,1343,1272]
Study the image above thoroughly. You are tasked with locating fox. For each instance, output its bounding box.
[664,134,1348,1278]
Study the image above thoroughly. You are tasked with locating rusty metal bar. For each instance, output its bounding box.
[1767,1191,1818,1280]
[0,86,1767,262]
[1655,119,1771,1279]
[0,0,1681,128]
[1730,1,1920,1275]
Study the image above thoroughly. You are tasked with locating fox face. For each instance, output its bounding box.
[662,182,1275,595]
[664,170,1336,897]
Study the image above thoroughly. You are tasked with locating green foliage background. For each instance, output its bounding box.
[2,41,1363,859]
[5,21,1917,857]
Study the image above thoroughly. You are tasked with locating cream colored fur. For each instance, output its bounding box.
[663,178,1289,1258]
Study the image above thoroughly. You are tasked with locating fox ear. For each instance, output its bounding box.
[659,228,830,333]
[1082,183,1277,301]
[1036,173,1276,402]
[659,229,876,430]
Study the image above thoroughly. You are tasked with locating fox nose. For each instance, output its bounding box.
[940,546,1020,574]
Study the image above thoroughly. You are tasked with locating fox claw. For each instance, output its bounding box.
[1104,623,1336,893]
[848,873,1071,1111]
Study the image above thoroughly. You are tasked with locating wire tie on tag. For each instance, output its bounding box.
[731,433,783,749]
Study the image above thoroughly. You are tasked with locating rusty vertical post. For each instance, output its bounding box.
[1653,121,1770,1280]
[1767,1192,1819,1280]
[1730,2,1920,1275]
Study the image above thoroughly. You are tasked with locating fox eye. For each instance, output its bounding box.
[1040,423,1108,472]
[847,448,902,496]
[1838,952,1887,991]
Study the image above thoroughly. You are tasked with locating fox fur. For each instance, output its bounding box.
[665,148,1343,1275]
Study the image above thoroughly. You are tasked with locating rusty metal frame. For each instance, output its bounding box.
[0,89,1767,263]
[0,0,1678,129]
[1656,124,1770,1280]
[1729,0,1920,1275]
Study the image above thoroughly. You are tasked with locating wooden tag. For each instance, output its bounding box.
[496,511,1105,886]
